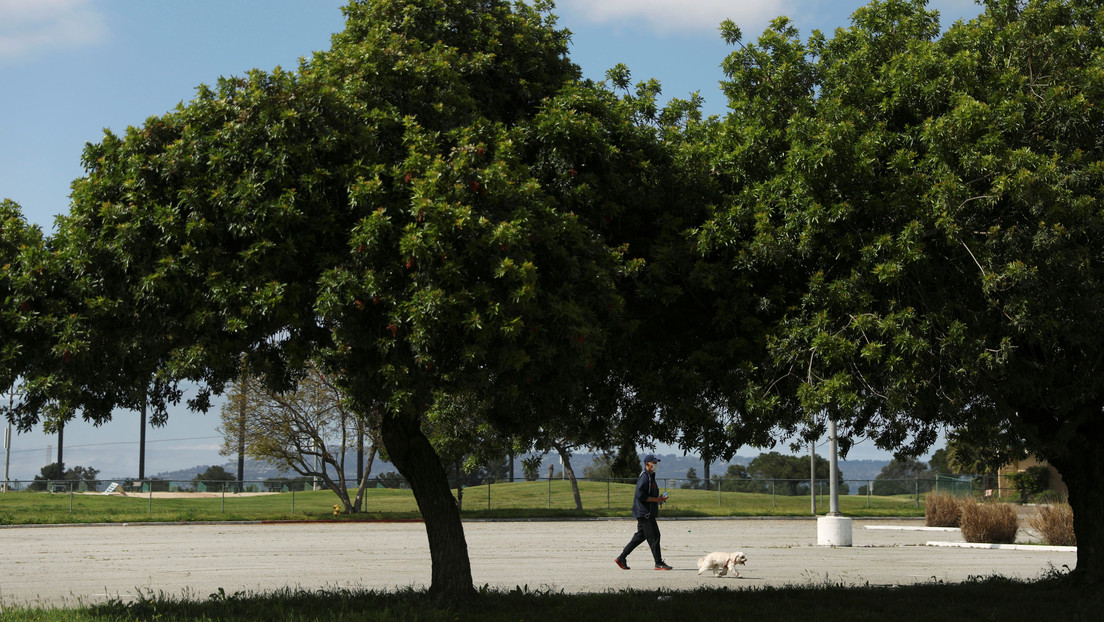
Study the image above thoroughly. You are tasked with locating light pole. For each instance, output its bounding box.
[817,416,852,546]
[809,441,816,515]
[828,417,840,516]
[3,420,11,492]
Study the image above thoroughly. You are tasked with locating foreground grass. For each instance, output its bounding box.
[3,576,1100,622]
[0,480,925,524]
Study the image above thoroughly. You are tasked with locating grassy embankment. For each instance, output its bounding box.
[0,479,925,524]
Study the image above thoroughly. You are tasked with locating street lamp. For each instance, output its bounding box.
[817,416,852,546]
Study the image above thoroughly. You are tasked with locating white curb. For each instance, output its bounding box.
[924,541,1076,552]
[865,525,960,532]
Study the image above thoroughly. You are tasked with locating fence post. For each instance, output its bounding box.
[547,476,551,509]
[487,480,491,511]
[915,478,920,509]
[771,479,775,508]
[607,479,610,510]
[291,486,296,514]
[148,481,153,514]
[69,482,74,514]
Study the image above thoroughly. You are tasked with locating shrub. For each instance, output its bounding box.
[1008,466,1050,503]
[925,492,962,527]
[960,501,1018,544]
[1034,489,1065,505]
[376,471,408,489]
[1029,503,1076,546]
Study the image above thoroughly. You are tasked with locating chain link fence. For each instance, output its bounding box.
[0,474,984,515]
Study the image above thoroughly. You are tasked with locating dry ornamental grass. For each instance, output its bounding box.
[1029,503,1076,547]
[959,501,1018,544]
[925,492,962,527]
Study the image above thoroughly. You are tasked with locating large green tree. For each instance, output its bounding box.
[868,457,931,496]
[1,201,49,403]
[31,463,100,491]
[10,0,701,599]
[746,451,839,495]
[704,0,1104,584]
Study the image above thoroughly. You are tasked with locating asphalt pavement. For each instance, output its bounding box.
[0,518,1076,608]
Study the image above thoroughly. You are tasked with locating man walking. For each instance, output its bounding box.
[615,453,672,570]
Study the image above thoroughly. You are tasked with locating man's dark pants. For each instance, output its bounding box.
[620,515,662,563]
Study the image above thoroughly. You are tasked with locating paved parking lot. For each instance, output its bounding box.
[0,518,1076,608]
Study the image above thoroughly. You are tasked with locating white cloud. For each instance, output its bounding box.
[558,0,788,34]
[0,0,108,62]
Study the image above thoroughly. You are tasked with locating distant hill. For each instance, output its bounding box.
[149,452,889,494]
[151,458,318,482]
[834,459,890,484]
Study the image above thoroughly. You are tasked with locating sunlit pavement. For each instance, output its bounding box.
[0,518,1075,607]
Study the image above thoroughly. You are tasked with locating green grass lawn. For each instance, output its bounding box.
[0,479,925,524]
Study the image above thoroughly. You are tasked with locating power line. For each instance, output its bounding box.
[7,436,222,455]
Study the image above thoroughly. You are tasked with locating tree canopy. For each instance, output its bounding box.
[1,200,51,419]
[701,0,1104,584]
[7,0,706,599]
[7,0,1104,596]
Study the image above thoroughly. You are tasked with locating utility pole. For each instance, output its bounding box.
[236,375,247,491]
[138,398,147,480]
[57,422,64,475]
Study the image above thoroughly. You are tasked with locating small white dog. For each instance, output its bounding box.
[697,551,747,578]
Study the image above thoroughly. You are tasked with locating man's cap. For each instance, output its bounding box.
[642,454,661,464]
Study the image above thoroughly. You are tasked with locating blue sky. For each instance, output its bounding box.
[0,0,977,480]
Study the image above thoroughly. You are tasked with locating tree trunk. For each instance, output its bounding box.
[1047,415,1104,587]
[357,428,365,513]
[702,448,711,492]
[551,441,582,510]
[380,411,474,599]
[352,445,377,514]
[454,459,463,511]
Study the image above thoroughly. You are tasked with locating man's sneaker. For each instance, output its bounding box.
[615,557,630,570]
[654,561,673,570]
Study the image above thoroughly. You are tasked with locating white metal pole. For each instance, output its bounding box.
[3,422,11,492]
[809,441,816,514]
[828,417,840,516]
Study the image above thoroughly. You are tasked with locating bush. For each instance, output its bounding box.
[960,502,1018,544]
[1008,466,1050,503]
[1029,503,1076,547]
[1034,489,1065,505]
[925,492,962,527]
[376,471,407,489]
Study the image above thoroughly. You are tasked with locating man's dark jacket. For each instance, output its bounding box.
[631,470,659,518]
